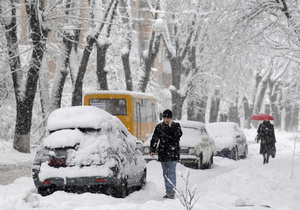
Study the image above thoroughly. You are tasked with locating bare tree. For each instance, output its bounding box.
[95,0,118,91]
[72,0,119,106]
[161,0,198,119]
[50,0,82,112]
[138,0,162,92]
[1,1,49,153]
[120,0,133,91]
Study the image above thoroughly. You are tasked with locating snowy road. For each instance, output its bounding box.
[0,162,32,185]
[0,129,300,209]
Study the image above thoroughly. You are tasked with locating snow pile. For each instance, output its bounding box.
[0,141,35,165]
[43,129,83,149]
[47,106,116,131]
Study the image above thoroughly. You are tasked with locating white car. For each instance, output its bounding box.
[206,122,248,160]
[142,121,215,169]
[32,106,146,197]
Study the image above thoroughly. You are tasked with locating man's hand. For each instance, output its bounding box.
[150,152,155,157]
[168,119,173,127]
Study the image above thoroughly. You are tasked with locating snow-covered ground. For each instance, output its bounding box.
[0,128,300,210]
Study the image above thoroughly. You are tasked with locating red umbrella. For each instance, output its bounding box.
[250,114,274,121]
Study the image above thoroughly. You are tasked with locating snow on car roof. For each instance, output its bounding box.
[177,120,205,129]
[205,122,238,151]
[47,106,119,131]
[206,122,237,137]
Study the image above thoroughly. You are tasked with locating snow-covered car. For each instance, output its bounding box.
[142,121,215,169]
[32,106,146,197]
[206,122,248,160]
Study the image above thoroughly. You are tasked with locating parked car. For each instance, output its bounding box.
[206,122,248,160]
[142,121,215,169]
[32,106,147,197]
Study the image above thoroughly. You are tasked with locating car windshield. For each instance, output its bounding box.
[50,127,101,134]
[181,127,201,142]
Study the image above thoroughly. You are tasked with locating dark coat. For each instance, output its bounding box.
[257,121,276,156]
[150,121,183,162]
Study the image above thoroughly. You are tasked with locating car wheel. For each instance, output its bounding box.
[38,186,56,196]
[241,146,248,159]
[230,147,238,160]
[141,168,147,185]
[207,155,213,169]
[196,154,204,169]
[136,168,147,191]
[114,178,127,198]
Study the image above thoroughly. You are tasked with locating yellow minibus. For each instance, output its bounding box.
[83,91,157,142]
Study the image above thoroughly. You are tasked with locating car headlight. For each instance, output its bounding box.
[188,147,195,155]
[143,147,150,155]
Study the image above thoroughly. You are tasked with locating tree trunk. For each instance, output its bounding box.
[187,98,206,122]
[255,79,268,114]
[96,43,109,90]
[13,44,47,153]
[72,0,118,105]
[13,1,49,153]
[139,33,161,92]
[4,1,49,153]
[50,35,73,111]
[269,81,281,128]
[138,0,161,92]
[228,104,239,123]
[243,96,252,128]
[187,100,196,121]
[169,56,185,120]
[171,90,185,120]
[122,51,133,91]
[288,106,298,131]
[72,37,95,106]
[209,90,221,123]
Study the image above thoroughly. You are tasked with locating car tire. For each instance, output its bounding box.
[196,154,204,169]
[114,178,127,198]
[38,186,56,196]
[241,146,248,159]
[141,168,147,185]
[136,168,147,191]
[230,147,238,161]
[207,155,213,169]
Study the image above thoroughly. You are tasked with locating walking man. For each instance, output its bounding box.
[150,109,182,199]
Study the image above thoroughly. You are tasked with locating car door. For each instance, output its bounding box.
[120,129,142,187]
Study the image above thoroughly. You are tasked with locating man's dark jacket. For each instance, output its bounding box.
[150,121,182,162]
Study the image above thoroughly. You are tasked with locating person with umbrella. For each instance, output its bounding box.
[250,114,276,164]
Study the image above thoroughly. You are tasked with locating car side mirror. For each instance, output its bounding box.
[136,141,143,149]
